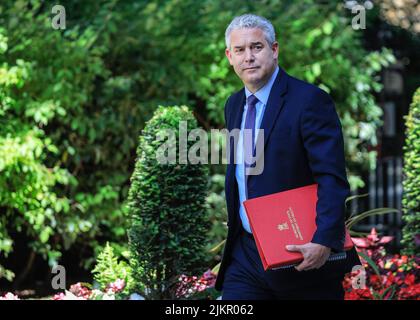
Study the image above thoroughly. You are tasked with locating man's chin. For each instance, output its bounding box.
[243,76,262,87]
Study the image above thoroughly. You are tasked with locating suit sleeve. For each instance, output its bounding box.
[300,89,350,252]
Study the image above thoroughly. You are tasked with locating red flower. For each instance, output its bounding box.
[385,273,396,287]
[369,274,383,290]
[345,288,373,300]
[404,274,416,286]
[397,284,420,300]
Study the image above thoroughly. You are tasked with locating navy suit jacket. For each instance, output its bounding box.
[215,66,361,292]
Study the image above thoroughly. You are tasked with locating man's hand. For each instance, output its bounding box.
[285,243,331,271]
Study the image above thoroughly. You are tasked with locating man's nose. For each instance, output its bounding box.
[244,47,255,63]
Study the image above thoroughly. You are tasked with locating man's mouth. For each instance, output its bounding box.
[243,67,259,71]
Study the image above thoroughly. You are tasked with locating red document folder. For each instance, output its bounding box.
[243,184,354,271]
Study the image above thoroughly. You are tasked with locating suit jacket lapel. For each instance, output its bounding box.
[226,90,245,185]
[229,90,245,131]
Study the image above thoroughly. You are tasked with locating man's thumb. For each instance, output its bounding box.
[286,245,301,252]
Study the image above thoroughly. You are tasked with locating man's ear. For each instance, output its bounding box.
[271,41,279,60]
[225,48,233,66]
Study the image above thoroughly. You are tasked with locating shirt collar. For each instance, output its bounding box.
[244,65,279,106]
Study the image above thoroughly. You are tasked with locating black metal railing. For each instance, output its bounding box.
[349,156,403,251]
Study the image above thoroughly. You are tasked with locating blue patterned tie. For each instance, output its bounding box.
[244,94,259,169]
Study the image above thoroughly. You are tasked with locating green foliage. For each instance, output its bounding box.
[0,0,135,278]
[0,265,14,282]
[205,174,228,254]
[345,194,399,236]
[346,208,400,233]
[91,242,134,295]
[401,88,420,255]
[127,106,210,299]
[0,24,72,278]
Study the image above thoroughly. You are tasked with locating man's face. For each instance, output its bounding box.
[225,28,278,92]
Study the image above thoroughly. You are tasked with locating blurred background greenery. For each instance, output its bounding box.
[0,0,418,296]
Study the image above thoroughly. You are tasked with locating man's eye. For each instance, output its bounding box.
[254,45,262,50]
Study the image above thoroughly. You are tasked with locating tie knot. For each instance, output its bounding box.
[247,94,259,109]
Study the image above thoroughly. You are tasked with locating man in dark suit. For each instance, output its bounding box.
[215,14,361,299]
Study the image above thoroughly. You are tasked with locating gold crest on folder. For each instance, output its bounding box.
[277,222,289,231]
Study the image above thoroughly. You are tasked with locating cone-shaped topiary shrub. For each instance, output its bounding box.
[401,88,420,255]
[127,106,210,299]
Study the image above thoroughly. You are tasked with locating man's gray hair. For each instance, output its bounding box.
[225,14,276,49]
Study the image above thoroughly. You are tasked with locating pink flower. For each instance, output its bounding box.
[175,269,217,298]
[106,279,125,294]
[0,292,20,300]
[53,292,66,300]
[69,283,92,299]
[351,228,393,249]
